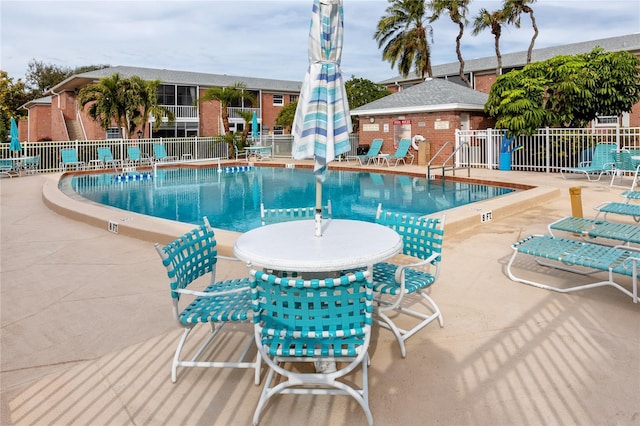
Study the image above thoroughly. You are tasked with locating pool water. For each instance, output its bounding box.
[65,166,514,232]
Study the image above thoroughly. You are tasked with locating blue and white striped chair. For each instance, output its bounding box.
[373,204,446,358]
[250,269,374,426]
[155,217,261,384]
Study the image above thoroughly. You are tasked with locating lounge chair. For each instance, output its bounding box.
[96,147,120,169]
[373,205,446,358]
[154,217,261,383]
[594,201,640,222]
[22,155,40,174]
[548,216,640,246]
[60,148,85,171]
[260,200,332,226]
[560,143,615,181]
[126,146,152,167]
[348,138,383,166]
[249,269,374,426]
[610,149,640,187]
[507,234,639,303]
[0,159,20,178]
[378,138,414,167]
[153,143,178,163]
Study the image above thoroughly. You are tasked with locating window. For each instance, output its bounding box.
[289,94,298,103]
[273,125,284,135]
[595,115,618,127]
[106,127,121,139]
[177,86,196,106]
[157,84,175,105]
[273,94,284,106]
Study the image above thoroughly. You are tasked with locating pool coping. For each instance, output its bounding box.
[42,163,560,256]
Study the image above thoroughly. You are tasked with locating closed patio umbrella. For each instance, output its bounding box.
[292,0,351,237]
[9,117,21,155]
[251,111,259,140]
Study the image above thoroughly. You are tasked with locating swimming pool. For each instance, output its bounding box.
[63,166,514,233]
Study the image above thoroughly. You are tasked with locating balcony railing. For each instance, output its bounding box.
[227,107,260,119]
[159,105,199,119]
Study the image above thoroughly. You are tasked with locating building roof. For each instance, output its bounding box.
[21,95,52,109]
[379,33,640,85]
[50,66,303,93]
[351,78,488,116]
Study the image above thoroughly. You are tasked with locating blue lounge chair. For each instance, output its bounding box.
[507,234,639,303]
[96,147,120,169]
[560,143,615,181]
[373,205,446,358]
[351,138,383,166]
[548,216,640,246]
[126,146,152,167]
[378,138,414,167]
[249,269,374,426]
[22,155,40,174]
[0,158,20,178]
[610,149,640,187]
[153,143,178,163]
[154,217,261,383]
[60,148,85,171]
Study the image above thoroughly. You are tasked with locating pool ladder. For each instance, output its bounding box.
[427,141,471,180]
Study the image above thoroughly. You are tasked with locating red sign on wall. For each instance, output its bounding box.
[393,119,412,125]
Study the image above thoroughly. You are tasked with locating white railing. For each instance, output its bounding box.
[455,127,640,172]
[160,105,199,119]
[227,107,260,119]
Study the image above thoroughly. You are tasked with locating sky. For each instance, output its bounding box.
[1,0,639,85]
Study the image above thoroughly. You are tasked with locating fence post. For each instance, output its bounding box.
[545,127,550,173]
[486,128,494,170]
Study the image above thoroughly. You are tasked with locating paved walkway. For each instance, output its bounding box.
[1,167,638,425]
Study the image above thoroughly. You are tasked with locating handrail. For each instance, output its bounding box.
[427,141,471,179]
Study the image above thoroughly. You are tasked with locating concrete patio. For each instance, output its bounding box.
[1,164,638,425]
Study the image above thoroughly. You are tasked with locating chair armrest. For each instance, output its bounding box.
[175,285,250,297]
[217,255,245,263]
[393,252,439,283]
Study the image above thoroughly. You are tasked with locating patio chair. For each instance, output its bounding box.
[154,217,261,384]
[610,149,640,187]
[96,147,120,169]
[373,204,446,358]
[22,155,40,174]
[548,216,640,246]
[349,138,383,166]
[260,200,332,226]
[0,159,20,178]
[378,138,414,167]
[249,269,374,426]
[560,143,615,181]
[60,148,85,171]
[153,143,179,163]
[594,200,640,222]
[127,146,152,167]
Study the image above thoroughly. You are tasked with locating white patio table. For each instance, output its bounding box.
[233,219,403,273]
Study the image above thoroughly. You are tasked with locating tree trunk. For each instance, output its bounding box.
[456,22,471,87]
[526,8,539,64]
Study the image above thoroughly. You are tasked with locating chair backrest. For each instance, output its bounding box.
[260,200,332,226]
[97,147,114,162]
[23,155,40,167]
[612,149,635,172]
[249,269,372,354]
[391,138,411,158]
[153,144,168,159]
[364,139,383,157]
[127,146,141,160]
[375,206,445,267]
[155,217,218,301]
[60,148,79,163]
[591,143,616,169]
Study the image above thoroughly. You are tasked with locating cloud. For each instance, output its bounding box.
[1,0,638,85]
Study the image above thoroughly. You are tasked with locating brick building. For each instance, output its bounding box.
[21,66,302,142]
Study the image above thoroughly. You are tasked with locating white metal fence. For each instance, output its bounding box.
[455,127,640,172]
[0,134,361,174]
[7,127,635,175]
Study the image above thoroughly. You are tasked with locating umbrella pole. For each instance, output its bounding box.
[315,179,322,237]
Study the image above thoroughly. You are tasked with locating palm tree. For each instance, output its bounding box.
[472,8,508,76]
[374,0,433,79]
[78,73,128,137]
[428,0,471,87]
[504,0,539,64]
[236,109,255,148]
[200,82,255,135]
[128,76,175,138]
